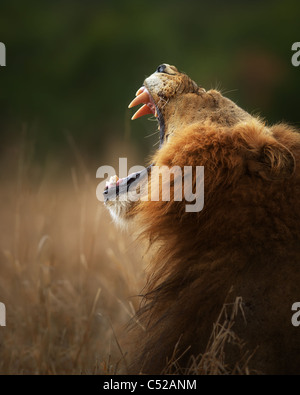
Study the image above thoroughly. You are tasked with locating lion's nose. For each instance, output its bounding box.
[156,64,167,73]
[156,64,178,75]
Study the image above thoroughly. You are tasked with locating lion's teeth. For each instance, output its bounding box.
[135,87,145,96]
[106,175,119,187]
[131,104,153,120]
[128,90,150,108]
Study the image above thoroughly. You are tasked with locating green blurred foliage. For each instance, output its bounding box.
[0,0,299,160]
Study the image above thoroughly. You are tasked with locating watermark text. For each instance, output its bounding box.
[96,158,204,213]
[291,302,300,326]
[0,42,6,67]
[291,42,300,67]
[0,302,6,326]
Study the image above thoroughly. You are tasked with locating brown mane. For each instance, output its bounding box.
[129,120,300,374]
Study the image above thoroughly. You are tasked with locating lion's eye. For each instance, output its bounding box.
[156,64,166,73]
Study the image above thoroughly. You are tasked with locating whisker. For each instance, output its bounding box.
[147,116,158,122]
[222,88,239,95]
[145,130,160,139]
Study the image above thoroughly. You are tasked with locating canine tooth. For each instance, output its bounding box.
[131,104,152,120]
[135,87,145,96]
[110,175,119,183]
[106,175,119,187]
[128,90,150,108]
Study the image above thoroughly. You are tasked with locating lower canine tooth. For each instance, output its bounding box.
[132,104,153,120]
[106,175,119,187]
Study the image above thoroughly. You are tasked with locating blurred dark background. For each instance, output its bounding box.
[0,0,299,166]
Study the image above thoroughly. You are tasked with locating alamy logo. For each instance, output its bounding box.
[291,42,300,67]
[0,42,6,66]
[96,158,204,213]
[0,302,6,326]
[291,302,300,327]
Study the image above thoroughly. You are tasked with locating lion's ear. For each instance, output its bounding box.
[247,141,295,181]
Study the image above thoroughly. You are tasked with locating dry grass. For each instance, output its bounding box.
[0,139,145,374]
[0,139,253,375]
[163,297,256,375]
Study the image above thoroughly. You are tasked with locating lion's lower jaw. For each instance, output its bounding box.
[105,195,136,229]
[105,201,128,228]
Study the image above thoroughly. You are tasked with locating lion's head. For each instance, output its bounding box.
[129,63,252,146]
[104,64,296,219]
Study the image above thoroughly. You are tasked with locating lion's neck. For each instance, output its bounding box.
[163,90,251,138]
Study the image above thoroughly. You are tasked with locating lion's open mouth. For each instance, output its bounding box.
[128,87,158,119]
[103,86,164,202]
[103,165,153,202]
[129,86,165,146]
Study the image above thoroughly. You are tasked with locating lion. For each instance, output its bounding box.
[103,64,300,374]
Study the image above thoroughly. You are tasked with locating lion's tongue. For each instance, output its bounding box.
[128,87,157,120]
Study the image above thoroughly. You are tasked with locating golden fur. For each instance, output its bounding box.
[106,65,300,374]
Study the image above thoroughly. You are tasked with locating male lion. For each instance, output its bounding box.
[103,64,300,374]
